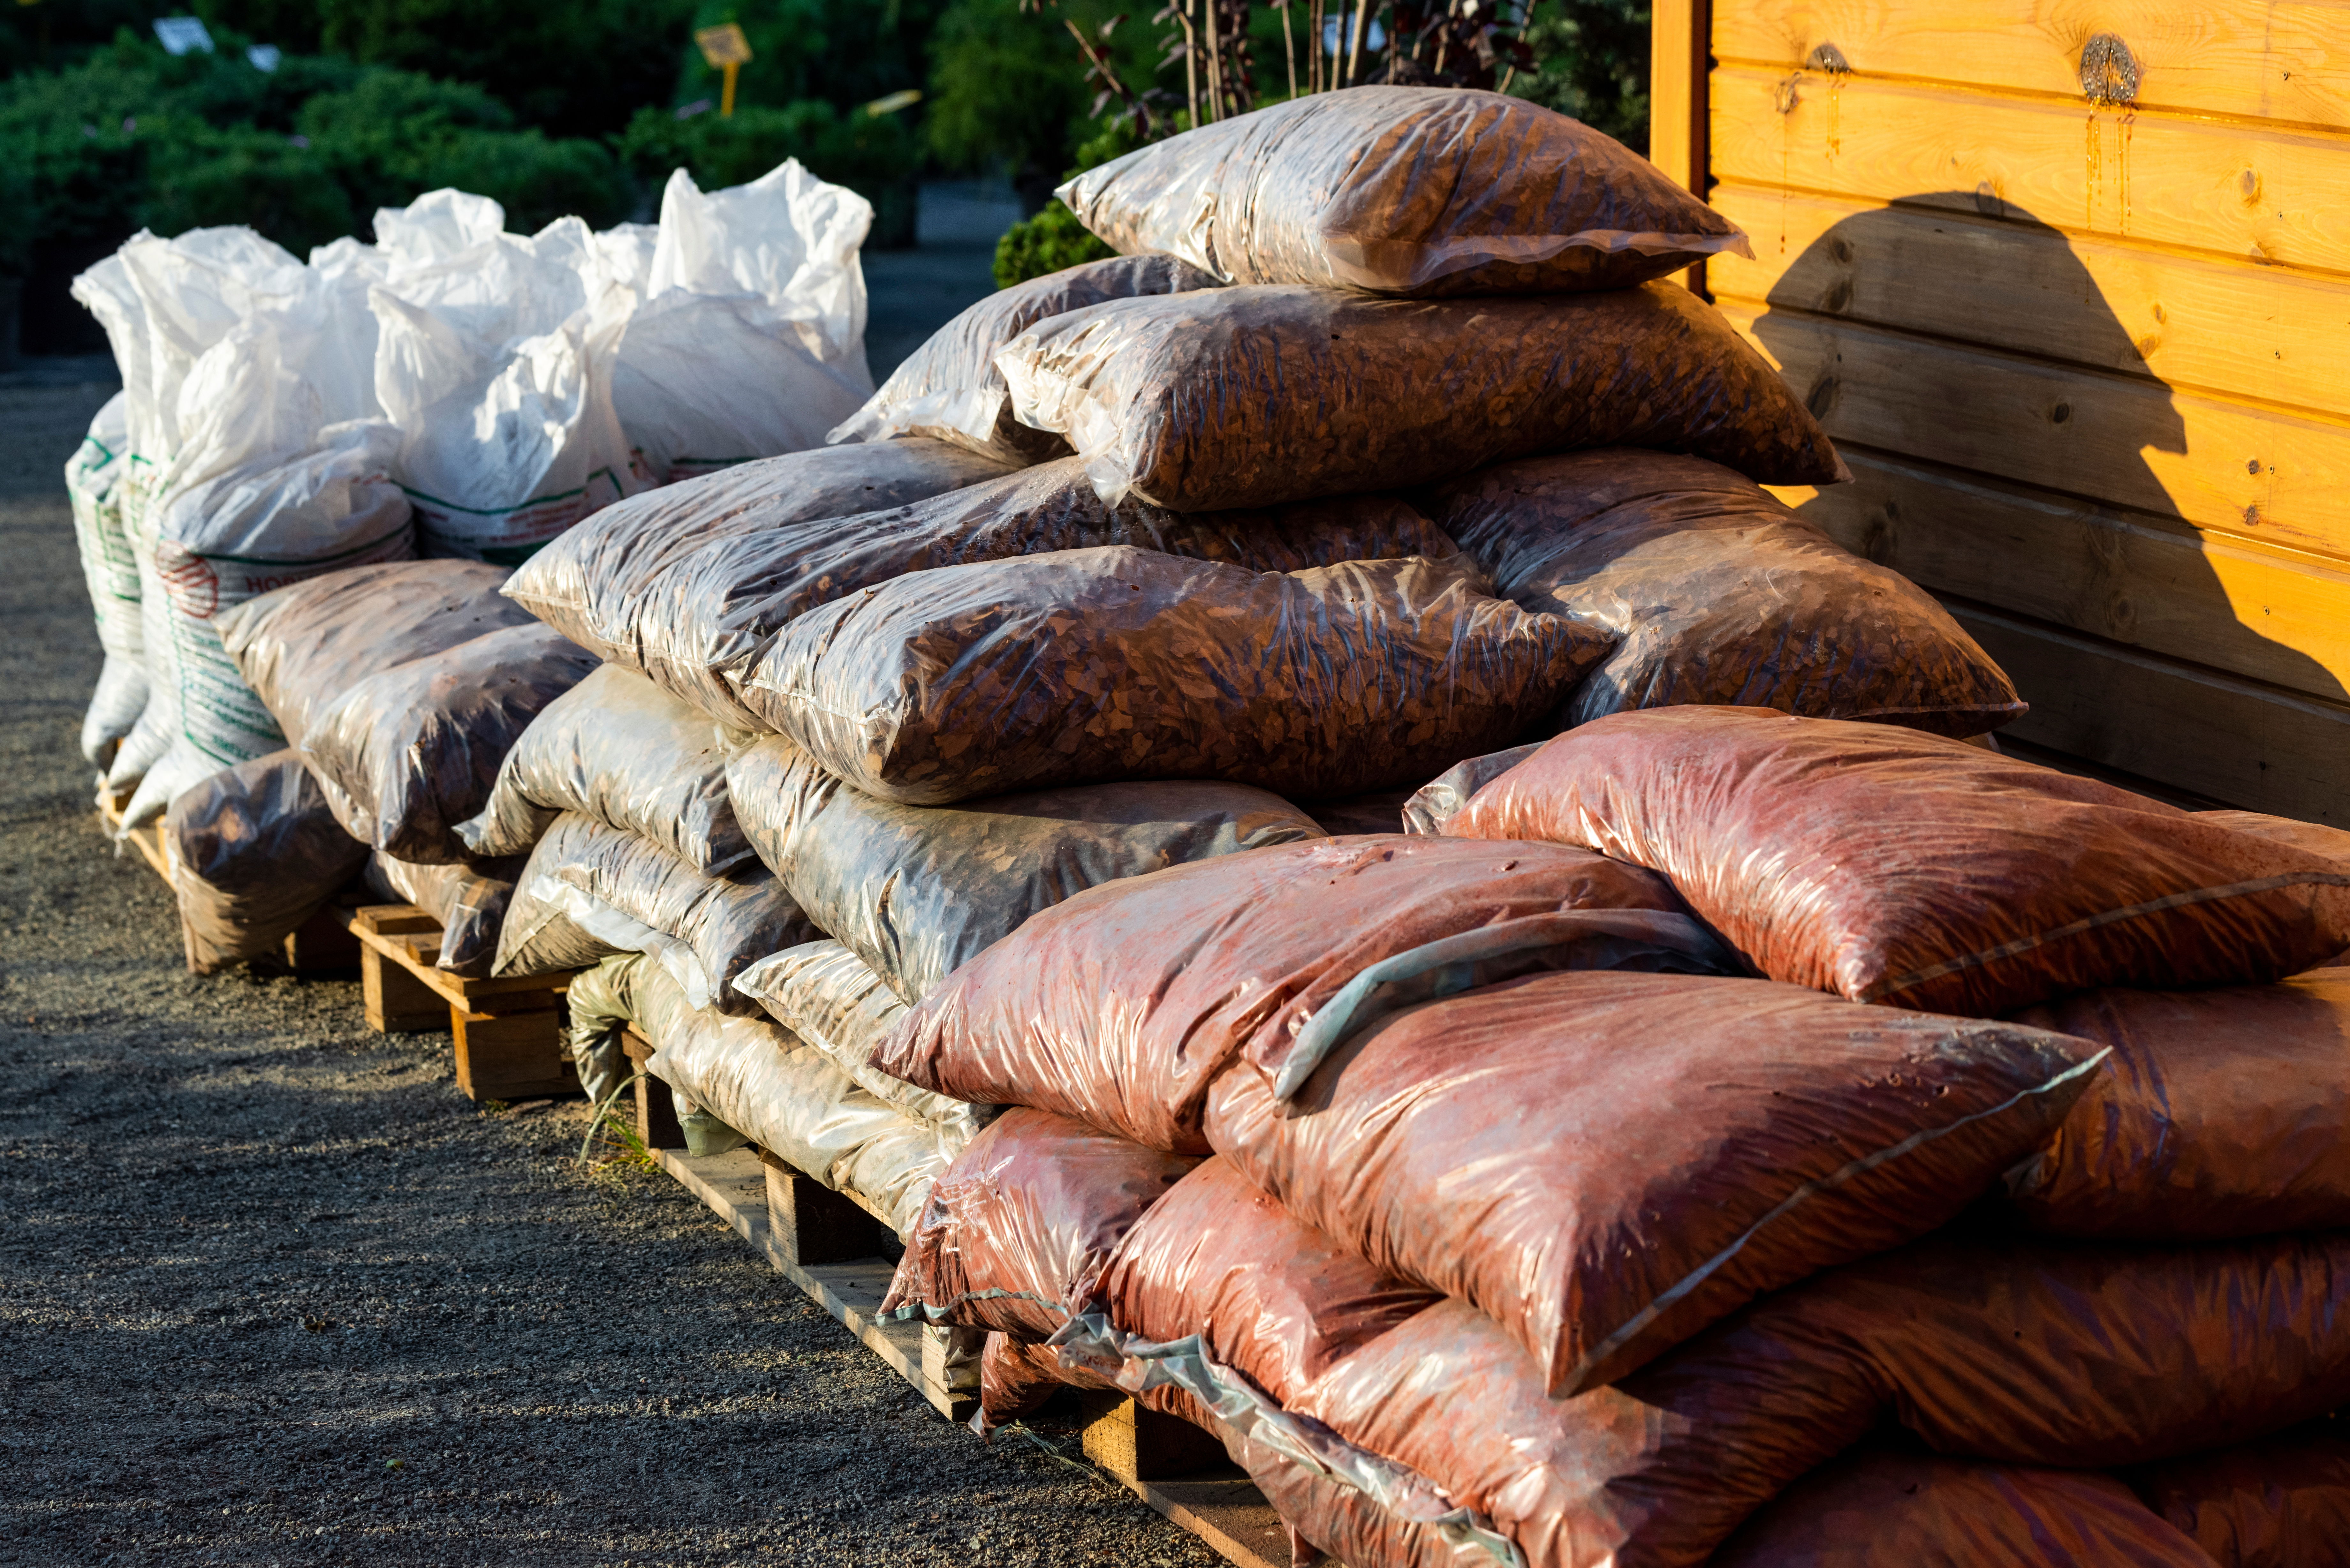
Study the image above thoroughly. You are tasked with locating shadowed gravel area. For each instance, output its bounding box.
[0,365,1219,1567]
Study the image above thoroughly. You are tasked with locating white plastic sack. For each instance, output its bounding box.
[369,194,642,562]
[65,393,147,768]
[610,162,875,486]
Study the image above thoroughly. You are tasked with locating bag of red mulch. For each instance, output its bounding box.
[2006,971,2350,1240]
[1202,969,2099,1394]
[299,623,600,863]
[1399,743,1541,836]
[994,283,1846,513]
[1425,450,2025,737]
[1058,87,1750,297]
[1445,707,2350,1016]
[2128,1422,2350,1566]
[830,255,1220,464]
[879,1107,1198,1339]
[499,438,1021,685]
[1712,1449,2215,1567]
[2202,808,2350,967]
[743,546,1602,805]
[167,749,368,974]
[495,811,814,1012]
[628,455,1474,730]
[456,663,756,873]
[724,735,1325,1002]
[219,560,536,752]
[360,852,525,978]
[872,835,1727,1153]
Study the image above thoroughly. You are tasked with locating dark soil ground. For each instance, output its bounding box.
[0,308,1220,1564]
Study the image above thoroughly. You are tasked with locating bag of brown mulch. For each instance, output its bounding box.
[168,749,368,974]
[724,735,1325,1001]
[1058,87,1751,297]
[2005,970,2350,1240]
[743,547,1601,805]
[218,559,535,749]
[2203,808,2350,967]
[1446,706,2350,1016]
[830,255,1220,464]
[360,851,525,978]
[1202,969,2099,1394]
[627,455,1473,729]
[499,437,1022,675]
[1425,450,2025,737]
[879,1107,1199,1340]
[299,623,600,864]
[872,834,1726,1153]
[994,283,1846,512]
[2128,1422,2350,1567]
[455,663,755,874]
[494,811,815,1013]
[1713,1450,2216,1567]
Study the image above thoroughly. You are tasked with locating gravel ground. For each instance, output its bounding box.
[0,367,1223,1566]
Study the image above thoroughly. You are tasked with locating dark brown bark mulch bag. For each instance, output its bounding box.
[299,622,601,864]
[499,437,1021,680]
[1424,450,2025,737]
[218,559,534,748]
[1057,87,1751,297]
[830,255,1221,464]
[167,749,368,975]
[1203,969,2100,1394]
[1446,706,2350,1016]
[744,546,1602,805]
[1713,1450,2215,1567]
[994,283,1846,512]
[494,810,815,1014]
[360,851,525,978]
[636,456,1471,729]
[872,834,1725,1153]
[879,1106,1198,1339]
[456,663,754,874]
[2129,1422,2350,1567]
[2006,971,2350,1240]
[725,735,1325,1001]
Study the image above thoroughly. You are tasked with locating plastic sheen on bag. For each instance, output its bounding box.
[360,851,524,977]
[725,736,1326,1001]
[661,458,1472,730]
[1427,450,2026,738]
[1400,744,1541,837]
[994,282,1848,512]
[872,835,1719,1153]
[730,940,990,1143]
[1058,88,1752,297]
[220,559,538,751]
[880,1107,1199,1339]
[1444,707,2350,1017]
[498,437,1020,690]
[300,621,599,863]
[830,255,1220,464]
[745,547,1599,806]
[456,663,756,873]
[2127,1422,2350,1567]
[566,951,648,1108]
[166,748,368,975]
[67,392,148,769]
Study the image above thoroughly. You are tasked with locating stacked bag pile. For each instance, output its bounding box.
[62,85,2350,1564]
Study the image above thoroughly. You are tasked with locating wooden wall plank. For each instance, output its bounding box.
[1710,64,2350,275]
[1944,599,2350,822]
[1708,185,2350,417]
[1718,300,2350,563]
[1650,0,1709,193]
[1770,449,2350,701]
[1713,1,2350,131]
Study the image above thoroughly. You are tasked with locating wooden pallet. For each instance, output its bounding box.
[626,1056,1299,1568]
[347,905,579,1103]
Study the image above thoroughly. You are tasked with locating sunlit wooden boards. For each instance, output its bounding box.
[1658,0,2350,813]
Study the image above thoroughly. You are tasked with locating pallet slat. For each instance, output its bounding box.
[349,906,577,1102]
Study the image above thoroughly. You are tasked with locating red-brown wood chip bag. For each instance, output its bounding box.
[1203,969,2100,1394]
[2128,1423,2350,1567]
[871,834,1717,1154]
[1446,706,2350,1016]
[2006,970,2350,1240]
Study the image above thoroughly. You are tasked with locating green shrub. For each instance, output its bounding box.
[620,99,920,246]
[1512,0,1649,153]
[991,201,1112,289]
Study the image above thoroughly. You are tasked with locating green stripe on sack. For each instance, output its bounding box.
[399,467,615,516]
